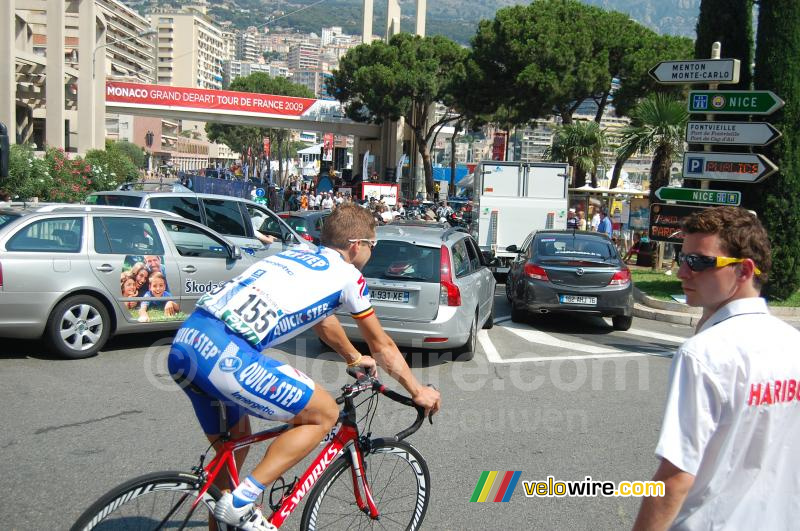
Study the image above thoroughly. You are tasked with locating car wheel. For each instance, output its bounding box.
[454,312,478,362]
[45,295,111,359]
[612,315,633,331]
[482,297,495,330]
[510,302,527,323]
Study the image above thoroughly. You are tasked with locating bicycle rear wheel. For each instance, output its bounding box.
[71,471,222,531]
[301,439,430,530]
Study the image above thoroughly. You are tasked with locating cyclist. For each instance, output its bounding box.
[168,203,441,531]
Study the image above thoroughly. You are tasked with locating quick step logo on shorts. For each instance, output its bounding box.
[470,471,522,502]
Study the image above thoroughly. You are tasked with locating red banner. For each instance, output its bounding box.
[106,82,317,117]
[492,132,507,161]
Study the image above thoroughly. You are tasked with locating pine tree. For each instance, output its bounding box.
[688,0,755,189]
[752,0,800,299]
[694,0,754,90]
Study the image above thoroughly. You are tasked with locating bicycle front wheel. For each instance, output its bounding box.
[71,471,222,531]
[301,439,430,530]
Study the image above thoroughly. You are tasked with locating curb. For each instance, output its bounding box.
[633,287,800,324]
[633,303,700,327]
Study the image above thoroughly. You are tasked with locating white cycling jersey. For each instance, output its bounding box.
[196,247,374,350]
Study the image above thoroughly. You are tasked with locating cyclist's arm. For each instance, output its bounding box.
[355,313,440,413]
[312,315,365,366]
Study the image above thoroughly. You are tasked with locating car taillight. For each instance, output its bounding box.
[439,244,461,306]
[524,263,549,281]
[278,214,290,219]
[300,233,314,242]
[609,268,631,286]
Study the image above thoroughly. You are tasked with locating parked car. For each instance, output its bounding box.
[336,224,496,360]
[0,204,261,359]
[278,209,332,245]
[86,190,312,257]
[505,230,634,330]
[116,181,192,193]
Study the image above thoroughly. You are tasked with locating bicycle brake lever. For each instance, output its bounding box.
[428,412,435,425]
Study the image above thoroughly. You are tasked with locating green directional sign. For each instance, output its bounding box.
[655,187,741,206]
[688,90,784,115]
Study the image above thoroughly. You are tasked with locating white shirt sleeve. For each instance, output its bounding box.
[655,348,726,475]
[338,267,374,319]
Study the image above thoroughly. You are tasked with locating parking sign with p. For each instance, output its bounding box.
[686,157,705,175]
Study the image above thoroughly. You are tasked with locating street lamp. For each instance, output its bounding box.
[93,29,157,79]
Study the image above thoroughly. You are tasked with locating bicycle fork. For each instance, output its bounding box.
[349,442,381,519]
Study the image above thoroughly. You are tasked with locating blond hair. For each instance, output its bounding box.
[320,203,376,250]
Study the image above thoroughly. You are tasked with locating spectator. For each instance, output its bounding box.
[590,209,601,231]
[597,210,613,238]
[633,206,798,530]
[577,210,587,231]
[566,208,578,229]
[623,232,641,264]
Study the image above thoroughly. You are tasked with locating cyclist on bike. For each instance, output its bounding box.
[168,203,441,531]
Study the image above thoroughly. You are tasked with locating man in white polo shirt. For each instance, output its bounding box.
[633,206,800,530]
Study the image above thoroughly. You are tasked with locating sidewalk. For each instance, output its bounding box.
[633,287,800,327]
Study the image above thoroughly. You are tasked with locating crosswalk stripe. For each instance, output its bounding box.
[501,322,621,354]
[622,328,689,344]
[486,351,674,363]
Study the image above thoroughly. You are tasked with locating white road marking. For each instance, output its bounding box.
[501,322,620,354]
[477,330,502,363]
[622,328,689,344]
[487,351,673,363]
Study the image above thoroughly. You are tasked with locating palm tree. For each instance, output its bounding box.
[546,120,607,188]
[616,93,688,204]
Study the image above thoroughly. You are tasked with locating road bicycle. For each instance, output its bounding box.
[71,368,432,530]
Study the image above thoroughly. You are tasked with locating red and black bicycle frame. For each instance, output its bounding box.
[190,393,379,528]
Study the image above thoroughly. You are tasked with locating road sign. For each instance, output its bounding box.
[688,90,784,115]
[686,121,781,146]
[682,152,778,183]
[255,187,265,197]
[649,204,707,244]
[655,187,741,206]
[649,59,740,84]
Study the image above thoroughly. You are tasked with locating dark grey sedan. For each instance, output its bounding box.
[505,230,634,330]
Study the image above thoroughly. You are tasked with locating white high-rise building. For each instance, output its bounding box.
[148,7,224,90]
[321,26,342,47]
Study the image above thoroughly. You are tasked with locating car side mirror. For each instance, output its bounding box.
[282,231,295,244]
[229,244,242,260]
[505,244,518,253]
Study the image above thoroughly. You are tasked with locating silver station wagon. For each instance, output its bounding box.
[337,224,497,360]
[0,204,264,359]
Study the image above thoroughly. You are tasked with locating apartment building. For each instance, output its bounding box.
[235,29,259,63]
[9,0,155,150]
[149,7,224,90]
[287,42,320,71]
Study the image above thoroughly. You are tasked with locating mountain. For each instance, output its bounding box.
[124,1,701,44]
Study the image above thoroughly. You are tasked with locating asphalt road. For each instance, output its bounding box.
[0,287,696,530]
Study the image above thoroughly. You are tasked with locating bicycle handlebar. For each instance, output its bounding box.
[338,367,431,441]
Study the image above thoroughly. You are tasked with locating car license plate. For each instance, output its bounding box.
[559,295,597,305]
[370,290,410,303]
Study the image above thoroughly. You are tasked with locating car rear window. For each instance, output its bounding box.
[283,216,309,233]
[362,241,441,283]
[535,235,617,261]
[0,212,22,230]
[86,194,143,207]
[148,196,202,223]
